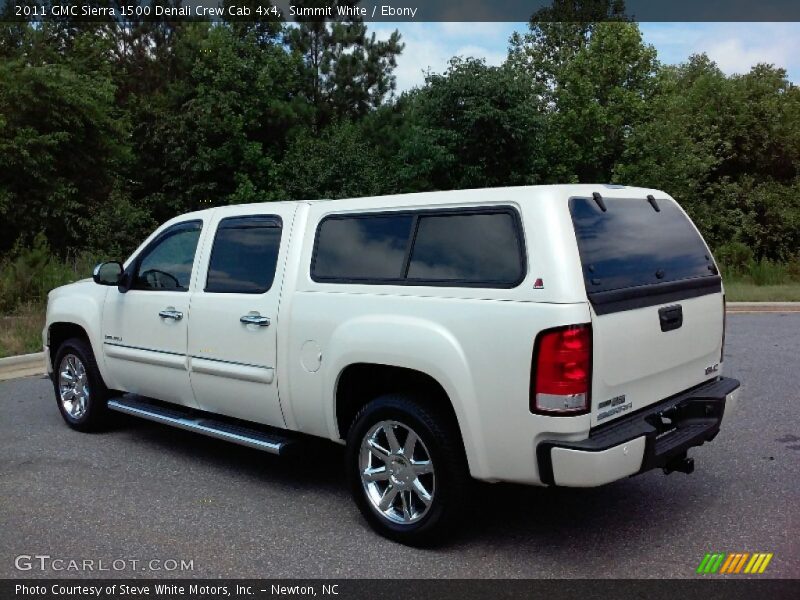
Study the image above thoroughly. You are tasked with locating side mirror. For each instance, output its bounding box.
[117,268,134,294]
[92,261,123,286]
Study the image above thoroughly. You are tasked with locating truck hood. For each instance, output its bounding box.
[48,278,95,300]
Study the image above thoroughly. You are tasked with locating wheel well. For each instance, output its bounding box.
[335,363,461,441]
[48,322,90,365]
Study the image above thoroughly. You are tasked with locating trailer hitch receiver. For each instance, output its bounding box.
[663,453,695,475]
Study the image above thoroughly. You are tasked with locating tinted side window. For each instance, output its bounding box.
[407,212,523,284]
[205,216,282,294]
[133,222,202,291]
[312,215,414,281]
[570,197,715,293]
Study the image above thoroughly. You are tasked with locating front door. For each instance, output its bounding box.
[102,219,206,407]
[187,205,297,427]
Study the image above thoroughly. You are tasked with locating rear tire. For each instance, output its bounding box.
[52,337,111,432]
[345,394,469,546]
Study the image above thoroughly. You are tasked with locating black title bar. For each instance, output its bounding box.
[4,579,800,600]
[4,0,800,22]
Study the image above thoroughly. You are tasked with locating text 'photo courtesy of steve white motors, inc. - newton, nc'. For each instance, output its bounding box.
[15,2,421,19]
[14,583,339,597]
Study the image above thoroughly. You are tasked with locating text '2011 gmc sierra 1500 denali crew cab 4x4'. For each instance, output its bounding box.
[44,185,740,544]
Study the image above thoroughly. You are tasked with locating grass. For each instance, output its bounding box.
[721,259,800,301]
[722,281,800,302]
[0,303,45,358]
[0,241,96,357]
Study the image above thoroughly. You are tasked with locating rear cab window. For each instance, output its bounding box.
[569,196,720,313]
[311,207,525,287]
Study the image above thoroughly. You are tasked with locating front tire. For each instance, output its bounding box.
[52,337,111,432]
[345,394,469,546]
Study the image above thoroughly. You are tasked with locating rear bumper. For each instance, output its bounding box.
[536,377,740,487]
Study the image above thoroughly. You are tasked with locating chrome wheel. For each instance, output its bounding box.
[359,420,435,525]
[58,354,89,419]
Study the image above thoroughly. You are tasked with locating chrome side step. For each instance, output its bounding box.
[107,396,296,455]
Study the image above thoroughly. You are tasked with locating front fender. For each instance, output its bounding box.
[45,281,112,385]
[325,314,491,478]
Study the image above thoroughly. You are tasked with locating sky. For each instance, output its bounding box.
[373,22,800,93]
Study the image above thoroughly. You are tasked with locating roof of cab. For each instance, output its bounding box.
[179,184,667,220]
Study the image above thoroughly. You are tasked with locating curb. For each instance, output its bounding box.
[0,352,46,382]
[727,302,800,313]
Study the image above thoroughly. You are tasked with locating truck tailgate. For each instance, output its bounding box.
[568,193,726,426]
[591,293,724,426]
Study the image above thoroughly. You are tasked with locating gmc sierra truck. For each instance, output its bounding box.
[44,185,740,544]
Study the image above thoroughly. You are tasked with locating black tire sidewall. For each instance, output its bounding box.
[52,337,109,431]
[345,394,467,545]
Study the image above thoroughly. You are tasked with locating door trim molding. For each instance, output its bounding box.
[104,343,187,371]
[189,356,274,384]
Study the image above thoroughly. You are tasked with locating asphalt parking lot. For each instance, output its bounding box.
[1,313,798,579]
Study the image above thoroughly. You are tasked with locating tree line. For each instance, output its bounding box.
[1,0,799,267]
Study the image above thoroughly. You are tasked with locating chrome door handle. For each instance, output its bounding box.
[240,314,270,327]
[158,309,183,321]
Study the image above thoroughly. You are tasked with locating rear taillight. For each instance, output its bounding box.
[531,324,592,415]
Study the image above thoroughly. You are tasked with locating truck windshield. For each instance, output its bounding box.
[569,196,716,294]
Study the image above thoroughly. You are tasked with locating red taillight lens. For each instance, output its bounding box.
[532,324,592,414]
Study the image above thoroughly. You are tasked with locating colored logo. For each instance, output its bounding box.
[696,552,773,574]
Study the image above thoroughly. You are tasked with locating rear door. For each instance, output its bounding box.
[569,195,725,427]
[187,205,297,427]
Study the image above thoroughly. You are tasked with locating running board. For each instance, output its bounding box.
[107,396,296,455]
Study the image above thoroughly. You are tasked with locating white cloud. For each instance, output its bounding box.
[438,22,513,40]
[376,23,519,93]
[640,23,800,82]
[695,25,799,77]
[373,24,453,92]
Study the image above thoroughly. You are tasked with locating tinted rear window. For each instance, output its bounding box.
[407,213,523,284]
[206,216,282,293]
[570,196,715,293]
[312,214,414,280]
[312,208,525,287]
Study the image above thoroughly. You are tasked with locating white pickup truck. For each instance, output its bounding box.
[44,185,739,544]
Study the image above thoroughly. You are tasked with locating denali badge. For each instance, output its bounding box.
[597,394,631,421]
[598,402,632,421]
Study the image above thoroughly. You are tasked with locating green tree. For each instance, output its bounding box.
[538,21,658,182]
[0,0,33,61]
[394,58,546,191]
[279,120,391,199]
[614,54,732,231]
[0,59,125,255]
[509,0,628,95]
[130,22,303,219]
[285,0,403,128]
[614,55,800,259]
[223,0,282,47]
